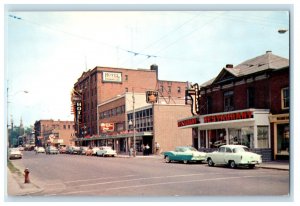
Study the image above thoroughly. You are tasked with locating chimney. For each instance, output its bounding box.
[150,64,158,79]
[226,64,233,68]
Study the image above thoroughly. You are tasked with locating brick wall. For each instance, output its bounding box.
[153,104,192,152]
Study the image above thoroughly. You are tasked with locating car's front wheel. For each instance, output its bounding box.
[183,160,188,164]
[207,158,214,167]
[165,156,170,163]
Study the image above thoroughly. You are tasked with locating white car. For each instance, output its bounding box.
[206,145,262,169]
[96,146,117,157]
[36,147,45,153]
[92,147,100,155]
[8,148,22,159]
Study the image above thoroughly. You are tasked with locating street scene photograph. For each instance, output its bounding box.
[2,3,295,204]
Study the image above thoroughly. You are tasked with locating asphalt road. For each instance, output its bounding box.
[11,151,290,199]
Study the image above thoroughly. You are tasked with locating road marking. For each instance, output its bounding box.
[44,174,136,186]
[47,175,263,196]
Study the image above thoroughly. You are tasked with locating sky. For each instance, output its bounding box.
[4,7,290,128]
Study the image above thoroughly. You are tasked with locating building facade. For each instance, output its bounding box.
[179,51,289,161]
[34,120,75,147]
[74,92,192,154]
[72,65,188,142]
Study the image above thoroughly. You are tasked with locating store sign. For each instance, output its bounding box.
[178,118,199,127]
[103,72,122,83]
[75,101,82,124]
[146,90,158,103]
[204,111,253,123]
[100,123,115,133]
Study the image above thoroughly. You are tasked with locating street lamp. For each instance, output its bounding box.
[127,90,136,157]
[7,86,29,148]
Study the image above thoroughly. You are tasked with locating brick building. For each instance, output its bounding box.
[74,92,191,155]
[34,120,75,147]
[178,51,289,161]
[72,65,188,143]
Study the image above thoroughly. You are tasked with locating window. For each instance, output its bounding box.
[160,85,164,93]
[177,87,181,93]
[207,96,212,114]
[63,125,66,129]
[125,87,128,92]
[281,87,289,109]
[224,91,234,112]
[257,126,269,148]
[168,86,171,93]
[125,75,128,81]
[247,87,255,108]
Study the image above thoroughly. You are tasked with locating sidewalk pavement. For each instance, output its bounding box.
[6,156,289,197]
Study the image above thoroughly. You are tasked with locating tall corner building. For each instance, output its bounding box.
[72,64,189,148]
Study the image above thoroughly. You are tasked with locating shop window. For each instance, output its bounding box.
[247,87,255,108]
[277,124,289,155]
[257,126,269,148]
[224,91,234,112]
[229,128,254,148]
[281,87,289,109]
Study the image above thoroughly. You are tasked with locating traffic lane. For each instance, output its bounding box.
[15,152,289,196]
[42,169,289,196]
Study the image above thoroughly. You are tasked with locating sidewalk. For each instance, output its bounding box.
[7,167,43,197]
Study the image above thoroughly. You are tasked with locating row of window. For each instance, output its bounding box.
[100,105,126,119]
[206,87,289,113]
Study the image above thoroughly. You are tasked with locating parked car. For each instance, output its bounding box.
[8,148,22,160]
[96,146,117,157]
[46,146,59,154]
[92,147,100,156]
[18,146,24,151]
[59,147,67,154]
[206,145,262,169]
[80,146,88,155]
[71,146,81,154]
[36,147,45,153]
[86,147,93,156]
[164,146,206,164]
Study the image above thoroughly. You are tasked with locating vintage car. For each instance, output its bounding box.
[46,146,59,154]
[163,146,206,164]
[8,148,23,160]
[36,147,45,153]
[96,146,117,157]
[206,145,262,169]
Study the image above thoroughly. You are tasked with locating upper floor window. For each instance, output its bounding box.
[247,87,255,108]
[224,91,234,112]
[207,96,212,114]
[160,85,164,93]
[177,87,181,93]
[281,87,289,109]
[168,86,171,93]
[125,75,128,81]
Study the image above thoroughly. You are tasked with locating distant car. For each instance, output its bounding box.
[96,146,117,157]
[92,147,100,156]
[18,146,24,151]
[59,147,67,154]
[206,145,262,169]
[80,146,88,155]
[8,148,22,160]
[46,146,59,154]
[163,146,206,164]
[71,146,81,154]
[36,147,45,153]
[85,147,93,156]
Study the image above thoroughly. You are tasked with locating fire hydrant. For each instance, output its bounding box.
[24,168,30,183]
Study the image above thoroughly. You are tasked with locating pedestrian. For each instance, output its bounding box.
[145,144,150,155]
[141,144,145,156]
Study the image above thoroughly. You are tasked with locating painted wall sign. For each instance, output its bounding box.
[204,111,253,123]
[178,118,199,127]
[100,123,115,133]
[103,72,122,83]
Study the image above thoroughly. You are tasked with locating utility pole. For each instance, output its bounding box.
[132,88,136,157]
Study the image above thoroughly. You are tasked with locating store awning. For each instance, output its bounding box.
[180,118,255,130]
